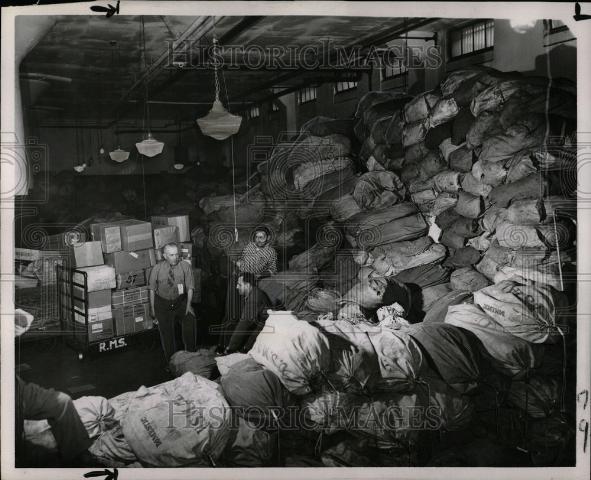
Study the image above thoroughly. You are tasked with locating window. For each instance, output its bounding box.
[382,61,408,80]
[248,105,260,120]
[298,86,317,104]
[334,80,358,95]
[271,101,280,112]
[449,20,494,59]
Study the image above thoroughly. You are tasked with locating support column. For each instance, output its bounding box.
[278,92,298,139]
[13,16,57,195]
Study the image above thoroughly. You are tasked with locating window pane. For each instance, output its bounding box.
[462,26,473,54]
[450,20,494,58]
[474,22,485,50]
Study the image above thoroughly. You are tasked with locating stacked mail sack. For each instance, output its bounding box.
[342,90,450,315]
[393,67,575,459]
[22,308,567,467]
[201,118,360,315]
[240,310,475,466]
[320,68,576,462]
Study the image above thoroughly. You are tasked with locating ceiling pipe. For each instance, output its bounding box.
[20,72,72,83]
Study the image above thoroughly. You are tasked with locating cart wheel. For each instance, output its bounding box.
[77,352,84,361]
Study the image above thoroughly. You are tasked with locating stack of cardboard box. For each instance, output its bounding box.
[85,218,156,339]
[16,214,201,343]
[69,240,116,342]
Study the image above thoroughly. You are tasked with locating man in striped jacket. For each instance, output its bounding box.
[217,227,277,352]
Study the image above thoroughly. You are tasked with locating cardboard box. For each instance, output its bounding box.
[69,241,104,268]
[15,248,63,262]
[73,288,111,311]
[115,269,147,290]
[115,220,153,251]
[74,265,116,292]
[91,223,122,253]
[111,286,149,308]
[15,248,42,262]
[151,215,190,242]
[179,242,193,259]
[75,316,114,342]
[45,231,87,251]
[113,303,152,336]
[74,304,112,323]
[153,225,179,250]
[105,249,155,274]
[155,241,193,262]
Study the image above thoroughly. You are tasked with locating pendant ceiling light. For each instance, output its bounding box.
[110,127,129,162]
[136,16,164,157]
[109,144,130,163]
[197,19,242,140]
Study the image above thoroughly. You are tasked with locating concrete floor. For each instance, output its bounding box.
[16,330,171,400]
[15,301,221,399]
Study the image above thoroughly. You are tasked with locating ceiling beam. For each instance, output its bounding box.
[229,17,439,102]
[109,16,266,127]
[146,16,267,103]
[109,16,212,124]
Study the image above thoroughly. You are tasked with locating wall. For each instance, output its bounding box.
[35,121,227,176]
[229,100,288,178]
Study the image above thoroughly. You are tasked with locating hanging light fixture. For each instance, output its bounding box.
[197,19,242,140]
[135,16,164,157]
[110,126,130,162]
[109,137,130,162]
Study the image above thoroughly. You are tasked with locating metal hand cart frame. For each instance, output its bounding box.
[56,264,155,360]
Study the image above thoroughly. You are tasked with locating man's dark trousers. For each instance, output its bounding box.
[15,376,92,464]
[155,295,197,361]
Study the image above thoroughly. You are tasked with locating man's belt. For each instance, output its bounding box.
[156,293,187,310]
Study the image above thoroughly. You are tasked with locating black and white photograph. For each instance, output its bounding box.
[1,1,590,479]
